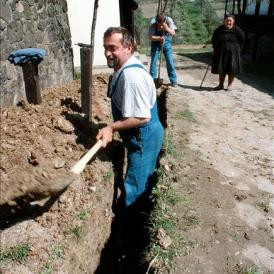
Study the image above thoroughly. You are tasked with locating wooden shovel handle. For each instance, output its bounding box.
[158,42,164,80]
[70,139,103,174]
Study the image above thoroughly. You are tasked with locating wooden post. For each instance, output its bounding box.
[22,62,42,104]
[242,0,247,14]
[224,0,228,17]
[80,47,91,117]
[232,0,236,14]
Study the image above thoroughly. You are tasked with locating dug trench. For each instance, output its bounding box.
[0,74,169,273]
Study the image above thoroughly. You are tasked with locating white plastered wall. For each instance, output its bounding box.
[67,0,120,67]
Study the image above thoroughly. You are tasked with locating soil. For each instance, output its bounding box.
[0,50,273,274]
[157,51,274,273]
[0,74,118,273]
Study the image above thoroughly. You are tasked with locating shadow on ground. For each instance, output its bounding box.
[177,52,274,98]
[94,171,157,274]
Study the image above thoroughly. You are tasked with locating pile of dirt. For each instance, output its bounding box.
[0,75,119,273]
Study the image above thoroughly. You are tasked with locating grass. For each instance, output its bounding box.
[235,264,263,274]
[144,103,199,272]
[0,243,31,265]
[65,225,84,240]
[78,209,91,221]
[74,71,81,80]
[146,166,198,271]
[256,201,270,213]
[40,245,64,274]
[145,165,183,270]
[173,110,196,122]
[103,170,114,182]
[180,214,200,231]
[163,132,177,158]
[139,46,150,56]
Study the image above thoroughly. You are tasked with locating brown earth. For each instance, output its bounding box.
[0,75,119,273]
[152,51,274,274]
[0,50,274,274]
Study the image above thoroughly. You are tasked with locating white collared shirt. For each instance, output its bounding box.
[111,55,156,119]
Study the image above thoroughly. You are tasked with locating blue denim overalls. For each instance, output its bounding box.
[109,64,164,207]
[150,25,177,85]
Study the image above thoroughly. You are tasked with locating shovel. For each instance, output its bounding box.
[0,140,103,205]
[154,42,164,89]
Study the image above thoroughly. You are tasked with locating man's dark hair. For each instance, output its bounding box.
[156,13,166,23]
[104,27,135,52]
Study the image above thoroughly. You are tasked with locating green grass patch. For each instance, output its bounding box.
[78,209,91,221]
[234,264,263,274]
[180,214,200,231]
[40,245,64,274]
[103,170,114,182]
[145,162,196,271]
[139,46,150,56]
[65,225,84,240]
[163,132,177,158]
[173,110,196,122]
[74,71,81,80]
[0,243,31,265]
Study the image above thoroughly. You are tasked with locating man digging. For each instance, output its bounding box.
[96,27,164,209]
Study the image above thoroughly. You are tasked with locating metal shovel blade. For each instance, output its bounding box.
[154,78,163,89]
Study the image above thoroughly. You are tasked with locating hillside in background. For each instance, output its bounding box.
[135,0,224,47]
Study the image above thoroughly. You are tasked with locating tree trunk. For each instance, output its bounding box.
[237,0,242,14]
[90,0,99,81]
[89,0,99,121]
[242,0,247,14]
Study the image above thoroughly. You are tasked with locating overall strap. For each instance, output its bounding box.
[110,64,146,98]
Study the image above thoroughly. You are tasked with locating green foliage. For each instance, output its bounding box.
[78,209,91,221]
[40,245,64,274]
[0,243,31,265]
[135,0,221,47]
[65,225,84,240]
[235,264,263,274]
[103,170,114,182]
[169,0,220,44]
[74,71,81,80]
[134,8,150,48]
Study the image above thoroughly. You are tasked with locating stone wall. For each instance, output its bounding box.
[0,0,74,106]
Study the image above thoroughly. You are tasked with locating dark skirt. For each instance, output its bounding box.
[211,45,242,75]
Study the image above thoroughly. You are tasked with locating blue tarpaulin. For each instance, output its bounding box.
[8,48,46,66]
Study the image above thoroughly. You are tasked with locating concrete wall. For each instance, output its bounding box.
[67,0,120,68]
[0,0,74,106]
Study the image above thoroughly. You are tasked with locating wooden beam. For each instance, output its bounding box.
[225,0,228,17]
[22,62,42,105]
[237,0,242,14]
[80,47,91,117]
[242,0,247,14]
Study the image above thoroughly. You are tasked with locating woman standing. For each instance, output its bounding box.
[211,15,244,91]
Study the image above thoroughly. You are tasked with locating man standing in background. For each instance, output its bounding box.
[149,13,178,87]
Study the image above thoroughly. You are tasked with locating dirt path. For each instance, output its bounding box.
[158,53,274,273]
[0,53,273,274]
